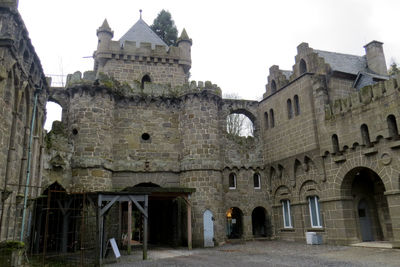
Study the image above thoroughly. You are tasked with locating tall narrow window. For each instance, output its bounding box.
[269,109,275,128]
[229,173,237,189]
[299,59,307,74]
[332,134,340,154]
[264,112,269,130]
[141,74,151,89]
[271,80,277,93]
[361,124,372,147]
[282,200,292,228]
[294,95,300,115]
[287,99,293,119]
[308,196,322,228]
[253,173,261,189]
[387,115,399,140]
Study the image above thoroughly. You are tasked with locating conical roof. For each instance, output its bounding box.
[119,18,167,47]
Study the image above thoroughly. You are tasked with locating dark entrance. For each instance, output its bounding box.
[252,207,267,237]
[226,207,243,239]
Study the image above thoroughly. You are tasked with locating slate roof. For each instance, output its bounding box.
[119,18,167,48]
[315,50,367,75]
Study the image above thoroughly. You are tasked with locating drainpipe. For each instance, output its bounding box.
[20,87,39,241]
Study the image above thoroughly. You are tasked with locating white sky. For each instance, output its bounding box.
[17,0,400,129]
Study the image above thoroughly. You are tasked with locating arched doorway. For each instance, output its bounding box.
[341,167,393,242]
[203,210,214,247]
[226,207,243,239]
[252,207,267,237]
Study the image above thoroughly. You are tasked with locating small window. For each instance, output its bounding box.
[332,134,340,154]
[299,59,307,74]
[271,80,277,93]
[294,95,300,115]
[269,109,275,128]
[387,115,399,139]
[361,124,372,147]
[229,173,237,189]
[287,99,293,119]
[253,173,261,189]
[141,74,151,89]
[308,196,322,228]
[282,199,292,228]
[264,112,269,130]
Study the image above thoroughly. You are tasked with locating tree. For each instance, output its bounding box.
[224,93,254,137]
[388,62,400,76]
[150,10,178,46]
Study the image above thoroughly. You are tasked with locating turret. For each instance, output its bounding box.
[177,28,192,74]
[96,19,114,52]
[364,40,388,76]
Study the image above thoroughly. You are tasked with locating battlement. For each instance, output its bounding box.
[324,76,400,120]
[65,71,221,99]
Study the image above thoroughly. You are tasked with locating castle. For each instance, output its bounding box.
[0,1,400,264]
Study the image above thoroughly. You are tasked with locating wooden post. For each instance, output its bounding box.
[127,201,132,255]
[187,197,192,250]
[143,195,148,260]
[95,194,101,267]
[118,202,122,247]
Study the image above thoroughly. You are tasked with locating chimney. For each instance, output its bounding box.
[364,41,387,76]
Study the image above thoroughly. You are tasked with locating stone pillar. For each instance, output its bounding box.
[385,192,400,248]
[69,87,113,191]
[179,88,224,247]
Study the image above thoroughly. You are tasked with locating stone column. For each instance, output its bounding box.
[385,192,400,248]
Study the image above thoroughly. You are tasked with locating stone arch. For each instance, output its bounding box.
[226,207,243,239]
[251,206,268,237]
[339,167,393,242]
[273,185,291,204]
[141,74,151,89]
[332,160,394,193]
[298,180,319,199]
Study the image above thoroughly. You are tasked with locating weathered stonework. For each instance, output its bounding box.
[1,3,400,252]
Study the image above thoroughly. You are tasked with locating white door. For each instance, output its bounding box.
[203,210,214,247]
[358,200,374,242]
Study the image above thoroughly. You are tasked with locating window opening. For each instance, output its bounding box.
[141,74,151,89]
[282,199,292,228]
[229,173,237,189]
[361,124,372,147]
[271,80,277,93]
[308,196,322,228]
[294,95,300,115]
[332,134,340,154]
[299,59,307,74]
[287,99,293,119]
[253,173,261,189]
[269,109,275,128]
[387,115,399,140]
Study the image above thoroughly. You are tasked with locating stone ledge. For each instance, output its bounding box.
[333,155,346,163]
[362,146,378,155]
[390,140,400,149]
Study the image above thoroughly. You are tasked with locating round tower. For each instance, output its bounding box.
[177,28,192,77]
[179,83,224,247]
[68,85,114,192]
[96,19,114,52]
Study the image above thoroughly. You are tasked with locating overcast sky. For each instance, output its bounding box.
[17,0,400,129]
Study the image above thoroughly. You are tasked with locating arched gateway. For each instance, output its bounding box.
[341,167,393,242]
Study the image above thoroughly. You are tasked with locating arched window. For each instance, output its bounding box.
[269,109,275,128]
[287,99,293,119]
[361,124,372,147]
[281,199,292,228]
[299,59,307,74]
[141,74,151,89]
[294,95,300,115]
[332,134,340,154]
[264,112,269,130]
[253,173,261,189]
[308,196,322,228]
[44,101,62,131]
[229,173,237,189]
[271,80,277,93]
[387,115,399,140]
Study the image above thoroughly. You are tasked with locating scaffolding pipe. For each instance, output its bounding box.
[20,89,39,241]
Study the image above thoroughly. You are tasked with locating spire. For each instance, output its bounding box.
[177,28,192,45]
[97,19,114,37]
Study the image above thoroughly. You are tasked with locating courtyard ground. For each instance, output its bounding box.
[104,240,400,266]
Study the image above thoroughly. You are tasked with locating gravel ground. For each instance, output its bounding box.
[105,240,400,267]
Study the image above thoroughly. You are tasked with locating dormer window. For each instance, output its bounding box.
[299,59,307,74]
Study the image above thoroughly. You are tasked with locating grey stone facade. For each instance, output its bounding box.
[1,1,400,252]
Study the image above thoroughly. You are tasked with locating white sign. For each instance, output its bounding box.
[110,238,121,258]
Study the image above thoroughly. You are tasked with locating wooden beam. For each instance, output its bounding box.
[127,201,132,255]
[143,195,148,260]
[100,195,119,216]
[129,195,148,218]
